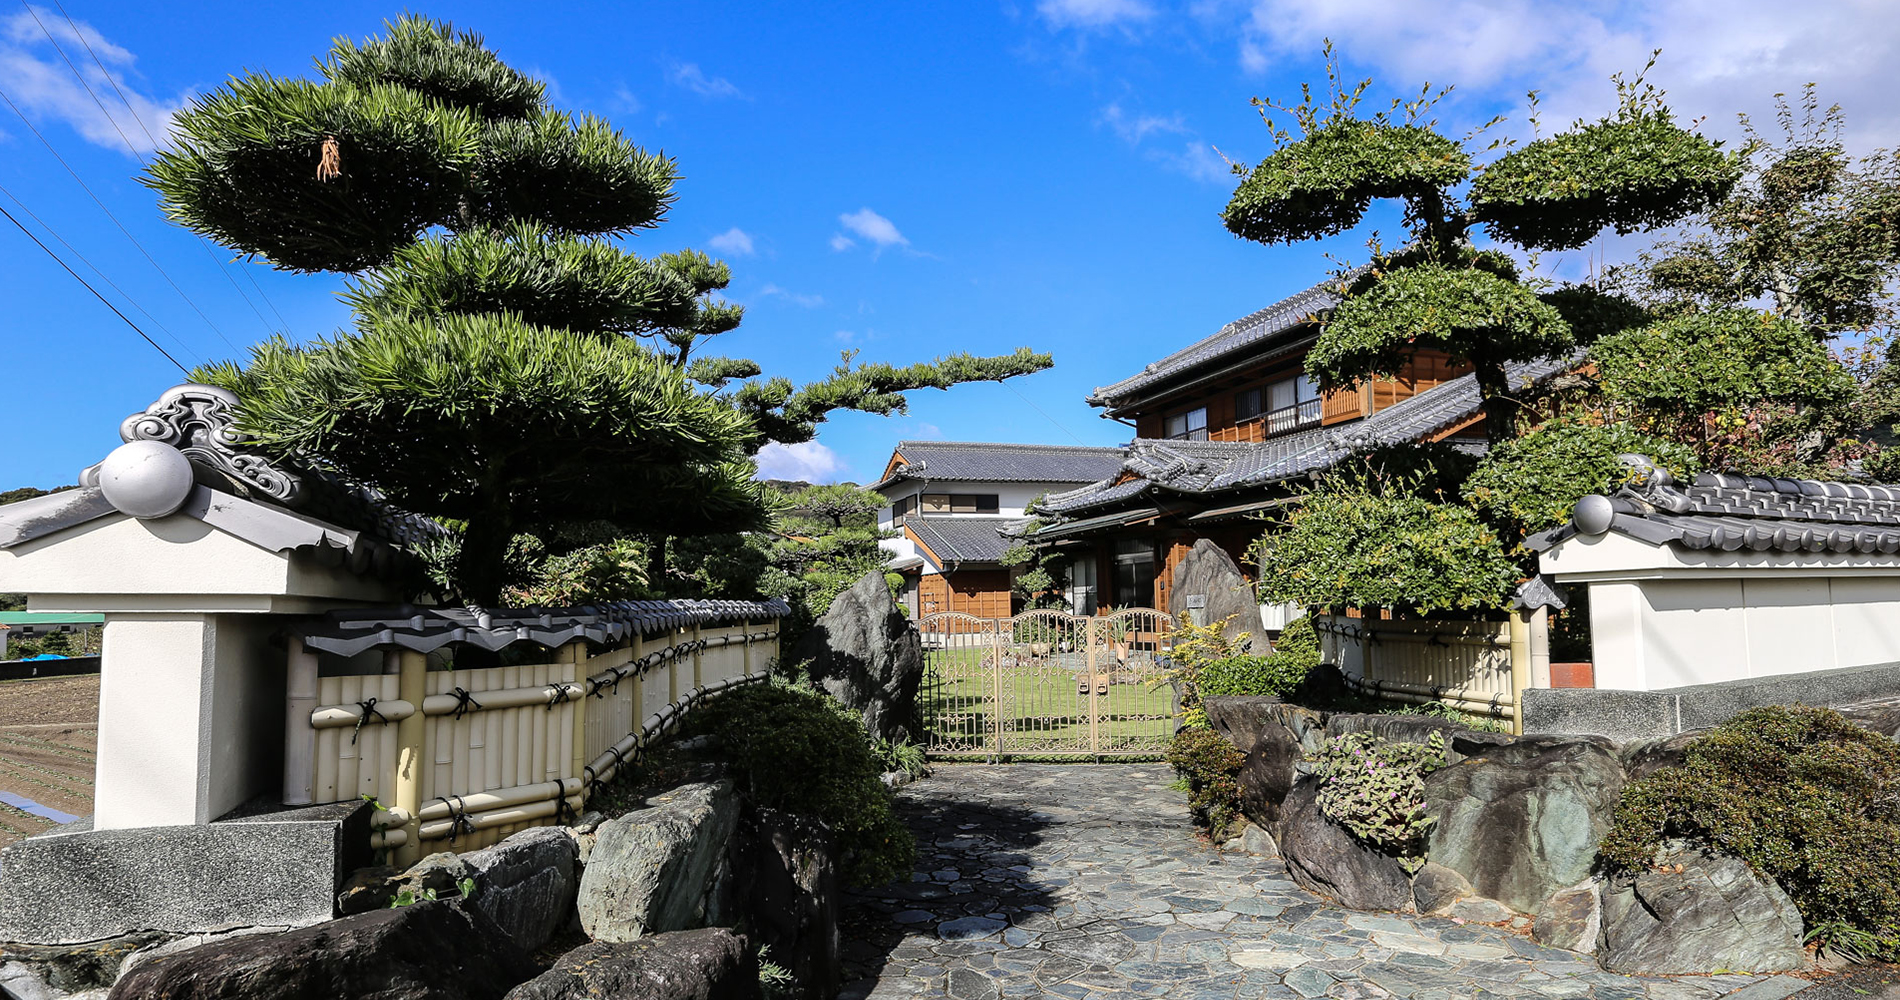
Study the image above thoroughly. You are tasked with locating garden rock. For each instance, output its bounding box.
[578,780,739,941]
[336,865,401,915]
[1410,862,1471,914]
[1423,734,1625,914]
[1532,880,1602,954]
[1169,539,1264,651]
[1241,824,1278,857]
[791,570,922,742]
[1618,729,1706,782]
[106,900,534,1000]
[1325,714,1506,765]
[730,807,838,1000]
[504,929,759,1000]
[1204,697,1325,755]
[458,827,579,952]
[1598,840,1805,974]
[1444,897,1515,923]
[1275,776,1413,911]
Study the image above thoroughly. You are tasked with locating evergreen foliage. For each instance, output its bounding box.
[1310,730,1447,872]
[1592,309,1859,416]
[150,15,1049,604]
[1600,706,1900,959]
[1198,614,1322,699]
[1464,418,1701,532]
[1165,727,1247,836]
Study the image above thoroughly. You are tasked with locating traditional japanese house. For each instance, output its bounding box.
[871,441,1124,617]
[1028,273,1575,619]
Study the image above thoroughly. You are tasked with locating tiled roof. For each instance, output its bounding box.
[907,516,1023,564]
[874,441,1125,489]
[295,599,792,657]
[1532,470,1900,555]
[1086,273,1352,411]
[1041,353,1577,520]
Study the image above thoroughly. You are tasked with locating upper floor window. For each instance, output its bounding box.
[1164,407,1208,441]
[1238,375,1321,436]
[889,495,918,525]
[920,493,1000,514]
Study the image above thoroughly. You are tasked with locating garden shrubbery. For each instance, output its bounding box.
[1600,706,1900,959]
[1164,727,1246,837]
[1199,615,1324,700]
[693,681,915,888]
[1309,730,1447,872]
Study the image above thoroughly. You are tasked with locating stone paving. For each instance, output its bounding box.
[839,764,1814,1000]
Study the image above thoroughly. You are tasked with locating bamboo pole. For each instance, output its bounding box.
[393,649,427,866]
[1508,611,1532,736]
[282,640,319,806]
[565,641,587,798]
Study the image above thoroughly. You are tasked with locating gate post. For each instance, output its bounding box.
[990,619,1005,760]
[1086,617,1101,756]
[392,649,427,866]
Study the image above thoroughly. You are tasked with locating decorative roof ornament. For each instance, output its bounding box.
[84,384,302,504]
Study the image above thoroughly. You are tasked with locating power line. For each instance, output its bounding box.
[0,83,241,357]
[1003,381,1090,446]
[40,0,293,338]
[0,180,200,363]
[0,200,188,374]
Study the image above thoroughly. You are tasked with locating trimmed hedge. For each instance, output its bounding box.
[1600,706,1900,958]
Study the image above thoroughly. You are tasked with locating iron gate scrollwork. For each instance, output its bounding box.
[915,609,1179,758]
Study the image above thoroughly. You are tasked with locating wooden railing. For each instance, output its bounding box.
[1314,614,1523,728]
[289,614,779,863]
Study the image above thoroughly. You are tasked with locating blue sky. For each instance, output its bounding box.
[3,0,1895,487]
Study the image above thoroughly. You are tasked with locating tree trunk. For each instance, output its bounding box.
[457,513,515,609]
[1472,357,1518,448]
[648,534,670,592]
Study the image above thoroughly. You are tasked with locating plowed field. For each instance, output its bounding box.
[0,675,97,848]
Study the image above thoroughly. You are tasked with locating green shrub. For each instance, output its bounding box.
[1599,706,1900,958]
[1165,727,1246,837]
[1309,730,1447,872]
[693,682,916,888]
[1199,616,1322,699]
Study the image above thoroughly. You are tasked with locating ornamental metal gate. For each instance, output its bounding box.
[915,609,1180,758]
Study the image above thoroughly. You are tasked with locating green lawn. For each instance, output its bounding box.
[916,645,1178,757]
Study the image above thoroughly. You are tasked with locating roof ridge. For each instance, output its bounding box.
[897,440,1123,452]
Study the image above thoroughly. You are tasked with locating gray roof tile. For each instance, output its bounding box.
[875,441,1124,489]
[1541,469,1900,555]
[1042,353,1577,520]
[906,515,1024,564]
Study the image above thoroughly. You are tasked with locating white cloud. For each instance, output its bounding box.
[1101,102,1188,143]
[834,330,858,343]
[1232,0,1900,154]
[1038,0,1156,29]
[612,86,643,114]
[1100,101,1232,184]
[707,227,755,257]
[829,233,857,252]
[838,208,910,249]
[0,5,185,155]
[759,283,824,307]
[753,441,845,483]
[669,62,746,100]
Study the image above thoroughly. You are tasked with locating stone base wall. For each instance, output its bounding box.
[1202,696,1814,976]
[1523,659,1900,740]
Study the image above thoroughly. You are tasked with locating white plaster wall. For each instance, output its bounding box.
[875,482,1066,529]
[94,615,215,829]
[1589,576,1900,690]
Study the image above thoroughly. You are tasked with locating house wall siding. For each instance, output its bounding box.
[1123,349,1470,442]
[919,570,1013,619]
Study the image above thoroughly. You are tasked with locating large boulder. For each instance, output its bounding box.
[578,780,739,942]
[1598,840,1805,974]
[730,807,838,1000]
[1423,735,1626,915]
[504,929,760,1000]
[1533,880,1603,954]
[458,827,580,952]
[1203,697,1324,755]
[1428,733,1618,912]
[791,571,922,742]
[107,900,535,1000]
[1169,539,1264,651]
[1276,776,1413,911]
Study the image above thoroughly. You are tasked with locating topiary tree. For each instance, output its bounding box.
[1463,416,1702,534]
[148,15,1050,604]
[1225,48,1739,445]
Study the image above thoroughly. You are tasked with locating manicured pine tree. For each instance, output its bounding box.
[147,16,1050,604]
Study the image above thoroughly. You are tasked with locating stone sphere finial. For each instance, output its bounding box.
[1572,493,1616,537]
[97,440,195,519]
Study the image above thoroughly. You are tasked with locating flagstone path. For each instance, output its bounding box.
[839,764,1813,1000]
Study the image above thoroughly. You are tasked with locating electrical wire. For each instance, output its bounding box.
[0,179,198,362]
[0,200,188,374]
[0,82,240,357]
[39,0,293,338]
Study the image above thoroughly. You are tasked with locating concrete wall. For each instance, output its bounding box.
[1589,576,1900,691]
